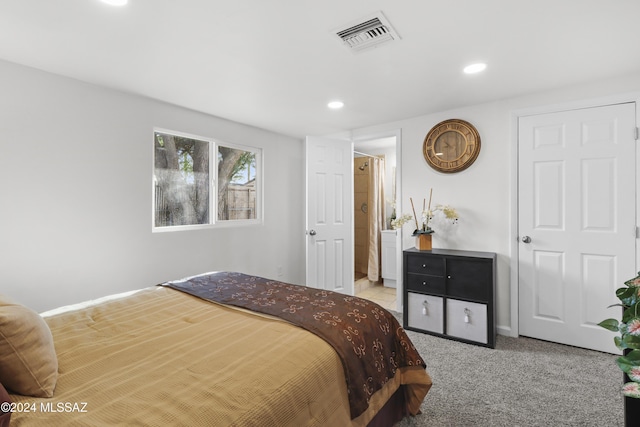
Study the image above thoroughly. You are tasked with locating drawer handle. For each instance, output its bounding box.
[464,308,471,324]
[422,300,429,316]
[422,281,427,286]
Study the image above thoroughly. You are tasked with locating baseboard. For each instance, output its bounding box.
[497,325,515,337]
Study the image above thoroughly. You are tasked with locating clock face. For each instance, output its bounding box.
[423,119,481,173]
[433,131,467,162]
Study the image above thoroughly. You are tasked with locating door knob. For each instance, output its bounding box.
[521,236,532,244]
[309,230,317,236]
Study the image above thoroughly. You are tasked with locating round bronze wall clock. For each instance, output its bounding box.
[423,119,481,173]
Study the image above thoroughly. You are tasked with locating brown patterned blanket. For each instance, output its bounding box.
[161,271,428,420]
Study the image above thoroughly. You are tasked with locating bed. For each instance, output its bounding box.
[1,272,432,426]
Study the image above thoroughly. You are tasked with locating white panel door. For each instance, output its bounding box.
[518,103,636,353]
[305,136,353,294]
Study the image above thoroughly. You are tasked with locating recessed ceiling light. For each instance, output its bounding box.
[463,63,487,74]
[100,0,128,6]
[328,101,344,109]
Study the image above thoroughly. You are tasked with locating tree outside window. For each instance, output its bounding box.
[218,147,256,221]
[153,130,259,229]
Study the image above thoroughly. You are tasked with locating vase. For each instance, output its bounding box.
[625,393,640,426]
[415,233,432,250]
[624,349,640,426]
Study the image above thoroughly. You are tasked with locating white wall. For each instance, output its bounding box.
[352,71,640,334]
[0,60,305,312]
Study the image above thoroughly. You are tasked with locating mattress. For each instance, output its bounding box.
[8,285,431,426]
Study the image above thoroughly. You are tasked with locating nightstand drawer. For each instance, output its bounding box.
[407,293,443,334]
[446,299,488,344]
[406,273,445,294]
[405,255,444,276]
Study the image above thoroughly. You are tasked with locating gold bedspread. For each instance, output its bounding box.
[9,286,430,426]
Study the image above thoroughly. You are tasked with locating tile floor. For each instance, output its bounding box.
[354,276,397,312]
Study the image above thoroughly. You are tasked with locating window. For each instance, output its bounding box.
[153,130,261,230]
[217,146,257,221]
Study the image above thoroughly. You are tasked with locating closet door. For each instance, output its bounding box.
[518,102,636,353]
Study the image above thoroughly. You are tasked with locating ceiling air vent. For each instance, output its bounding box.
[334,11,400,53]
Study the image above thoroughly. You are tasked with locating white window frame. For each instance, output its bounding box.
[152,128,263,232]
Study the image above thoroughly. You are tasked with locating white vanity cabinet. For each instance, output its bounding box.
[381,230,397,288]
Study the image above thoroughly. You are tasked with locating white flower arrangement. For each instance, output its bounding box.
[390,190,459,237]
[390,213,414,230]
[428,204,459,237]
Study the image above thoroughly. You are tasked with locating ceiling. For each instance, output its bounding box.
[1,0,639,139]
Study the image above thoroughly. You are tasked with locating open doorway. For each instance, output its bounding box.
[353,135,399,311]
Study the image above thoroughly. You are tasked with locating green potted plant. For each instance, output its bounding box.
[599,272,640,424]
